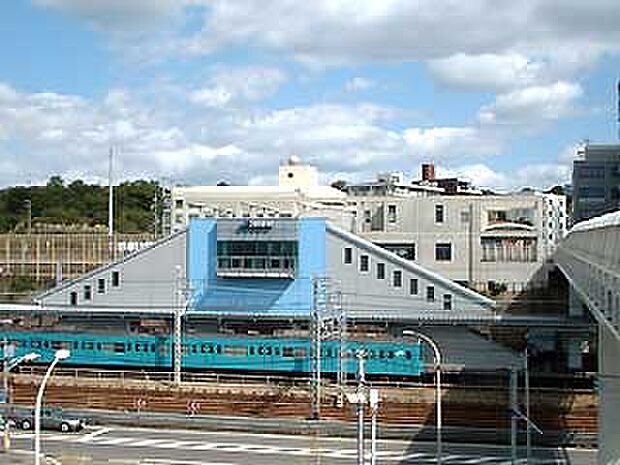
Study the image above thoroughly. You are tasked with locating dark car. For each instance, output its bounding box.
[8,406,84,433]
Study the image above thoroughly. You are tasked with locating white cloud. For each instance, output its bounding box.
[403,127,502,158]
[345,77,375,93]
[443,162,571,191]
[32,0,186,32]
[477,82,583,126]
[428,53,543,91]
[184,0,620,68]
[190,66,288,108]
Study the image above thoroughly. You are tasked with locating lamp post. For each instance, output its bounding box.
[402,329,443,465]
[34,349,70,465]
[3,349,40,452]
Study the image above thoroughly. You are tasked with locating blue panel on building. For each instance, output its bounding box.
[187,218,327,316]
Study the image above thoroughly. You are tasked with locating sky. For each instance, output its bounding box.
[0,1,619,191]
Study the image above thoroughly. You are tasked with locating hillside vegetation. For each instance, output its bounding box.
[0,176,161,234]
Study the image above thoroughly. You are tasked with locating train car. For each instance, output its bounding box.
[0,330,423,377]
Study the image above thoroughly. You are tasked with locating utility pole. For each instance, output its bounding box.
[510,367,518,464]
[369,388,380,465]
[108,147,115,261]
[173,265,186,385]
[356,350,366,465]
[525,346,531,463]
[311,277,344,419]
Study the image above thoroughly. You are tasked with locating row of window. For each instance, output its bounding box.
[385,204,445,224]
[348,243,453,263]
[69,271,121,306]
[344,247,453,310]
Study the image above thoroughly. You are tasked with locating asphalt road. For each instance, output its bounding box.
[0,425,597,465]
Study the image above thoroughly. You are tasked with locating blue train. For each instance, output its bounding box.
[0,331,423,377]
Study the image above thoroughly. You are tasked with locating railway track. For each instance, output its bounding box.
[9,373,597,436]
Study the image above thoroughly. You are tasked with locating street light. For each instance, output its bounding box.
[34,349,70,465]
[402,329,443,465]
[3,343,40,452]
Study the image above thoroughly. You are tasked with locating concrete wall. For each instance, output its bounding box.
[599,324,620,465]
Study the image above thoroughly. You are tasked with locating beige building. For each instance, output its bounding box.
[346,173,567,292]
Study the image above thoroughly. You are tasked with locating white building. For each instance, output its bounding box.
[167,157,351,233]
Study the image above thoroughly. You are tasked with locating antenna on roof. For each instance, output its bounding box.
[108,146,114,260]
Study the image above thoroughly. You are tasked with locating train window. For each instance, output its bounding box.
[30,341,41,349]
[249,346,255,355]
[126,343,131,352]
[96,343,102,351]
[224,346,246,356]
[294,348,307,358]
[43,341,49,349]
[135,343,141,352]
[387,351,394,359]
[151,344,156,352]
[113,343,125,353]
[216,345,221,354]
[73,341,79,350]
[82,342,94,350]
[200,344,207,354]
[368,349,375,359]
[265,347,272,356]
[379,350,385,359]
[274,347,280,356]
[159,345,168,355]
[283,347,294,358]
[405,350,412,359]
[191,345,197,354]
[257,346,264,356]
[51,341,62,350]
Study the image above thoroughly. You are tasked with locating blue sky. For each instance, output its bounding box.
[1,0,619,190]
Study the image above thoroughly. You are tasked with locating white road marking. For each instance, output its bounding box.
[75,426,112,443]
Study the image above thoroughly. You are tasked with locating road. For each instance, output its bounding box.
[0,425,597,465]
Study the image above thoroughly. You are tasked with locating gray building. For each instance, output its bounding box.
[572,143,620,223]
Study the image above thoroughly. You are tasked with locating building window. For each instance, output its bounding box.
[435,243,452,261]
[69,291,77,306]
[409,278,418,295]
[435,205,444,223]
[481,238,537,262]
[393,270,402,288]
[112,271,120,287]
[344,247,353,264]
[360,255,369,272]
[376,263,385,280]
[443,294,452,310]
[83,285,92,301]
[427,286,435,302]
[97,278,105,294]
[175,199,184,208]
[387,204,397,223]
[376,243,415,260]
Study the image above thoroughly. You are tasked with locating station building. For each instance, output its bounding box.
[24,216,522,372]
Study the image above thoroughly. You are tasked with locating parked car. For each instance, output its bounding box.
[8,407,84,433]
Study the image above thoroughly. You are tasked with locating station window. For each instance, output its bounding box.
[427,286,435,302]
[393,270,402,288]
[376,262,385,280]
[344,247,353,265]
[443,294,452,310]
[112,271,120,287]
[69,291,77,306]
[83,285,92,301]
[435,205,445,223]
[360,255,369,272]
[409,278,418,295]
[435,243,452,261]
[97,278,105,294]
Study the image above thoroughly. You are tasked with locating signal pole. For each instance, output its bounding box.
[108,147,115,260]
